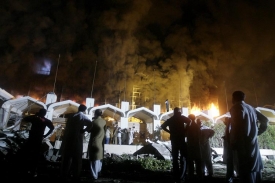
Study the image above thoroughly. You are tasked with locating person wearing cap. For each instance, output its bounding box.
[83,109,106,180]
[20,108,54,177]
[230,91,268,183]
[161,107,191,183]
[60,104,92,182]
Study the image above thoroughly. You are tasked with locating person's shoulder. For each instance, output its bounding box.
[68,112,77,118]
[230,102,244,110]
[180,115,190,121]
[23,114,35,119]
[99,117,106,121]
[44,118,52,123]
[78,112,91,119]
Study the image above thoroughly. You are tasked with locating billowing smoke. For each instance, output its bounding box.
[0,0,274,114]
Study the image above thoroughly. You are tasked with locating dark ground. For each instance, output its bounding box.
[1,157,275,183]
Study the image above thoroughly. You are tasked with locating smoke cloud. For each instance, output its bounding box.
[0,0,274,114]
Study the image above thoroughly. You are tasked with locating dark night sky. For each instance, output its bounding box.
[0,0,275,114]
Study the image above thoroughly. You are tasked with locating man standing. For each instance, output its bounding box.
[197,119,215,178]
[230,91,268,183]
[60,104,92,181]
[186,114,203,181]
[84,109,106,180]
[105,126,111,144]
[128,127,134,145]
[165,99,170,112]
[117,127,122,145]
[161,107,190,183]
[20,108,54,177]
[223,117,239,183]
[112,122,118,144]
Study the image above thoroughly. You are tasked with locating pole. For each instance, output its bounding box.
[124,65,127,101]
[91,60,98,97]
[179,76,182,107]
[153,69,155,104]
[224,81,229,112]
[53,54,60,93]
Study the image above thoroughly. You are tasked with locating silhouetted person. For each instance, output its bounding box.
[112,122,118,144]
[161,107,190,183]
[20,108,54,177]
[60,104,92,182]
[230,91,268,183]
[186,114,203,182]
[83,109,106,180]
[196,118,215,179]
[165,99,170,112]
[117,127,122,145]
[223,117,239,183]
[121,128,128,145]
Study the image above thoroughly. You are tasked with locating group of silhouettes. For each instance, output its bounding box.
[15,90,268,183]
[161,108,215,183]
[16,104,106,182]
[161,91,268,183]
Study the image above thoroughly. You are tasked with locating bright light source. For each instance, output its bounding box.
[208,103,220,117]
[190,103,220,118]
[190,104,201,116]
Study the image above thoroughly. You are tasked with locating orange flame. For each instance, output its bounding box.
[208,103,220,117]
[190,104,202,116]
[190,103,220,117]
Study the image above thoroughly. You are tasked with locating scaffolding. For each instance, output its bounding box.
[130,86,141,110]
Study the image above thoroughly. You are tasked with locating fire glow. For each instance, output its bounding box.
[208,103,220,117]
[190,103,220,118]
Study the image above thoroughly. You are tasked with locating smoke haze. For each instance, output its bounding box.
[0,0,274,114]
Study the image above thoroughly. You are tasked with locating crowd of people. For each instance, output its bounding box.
[17,90,269,183]
[106,124,136,145]
[161,91,268,183]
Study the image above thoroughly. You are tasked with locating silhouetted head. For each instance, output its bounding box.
[78,104,87,112]
[173,107,181,115]
[188,114,196,121]
[95,109,103,116]
[232,91,245,104]
[37,108,47,117]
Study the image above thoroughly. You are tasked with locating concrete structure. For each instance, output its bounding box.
[214,112,231,124]
[2,93,274,132]
[1,89,275,160]
[0,96,47,130]
[256,107,275,124]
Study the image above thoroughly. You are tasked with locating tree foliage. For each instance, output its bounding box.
[209,121,275,150]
